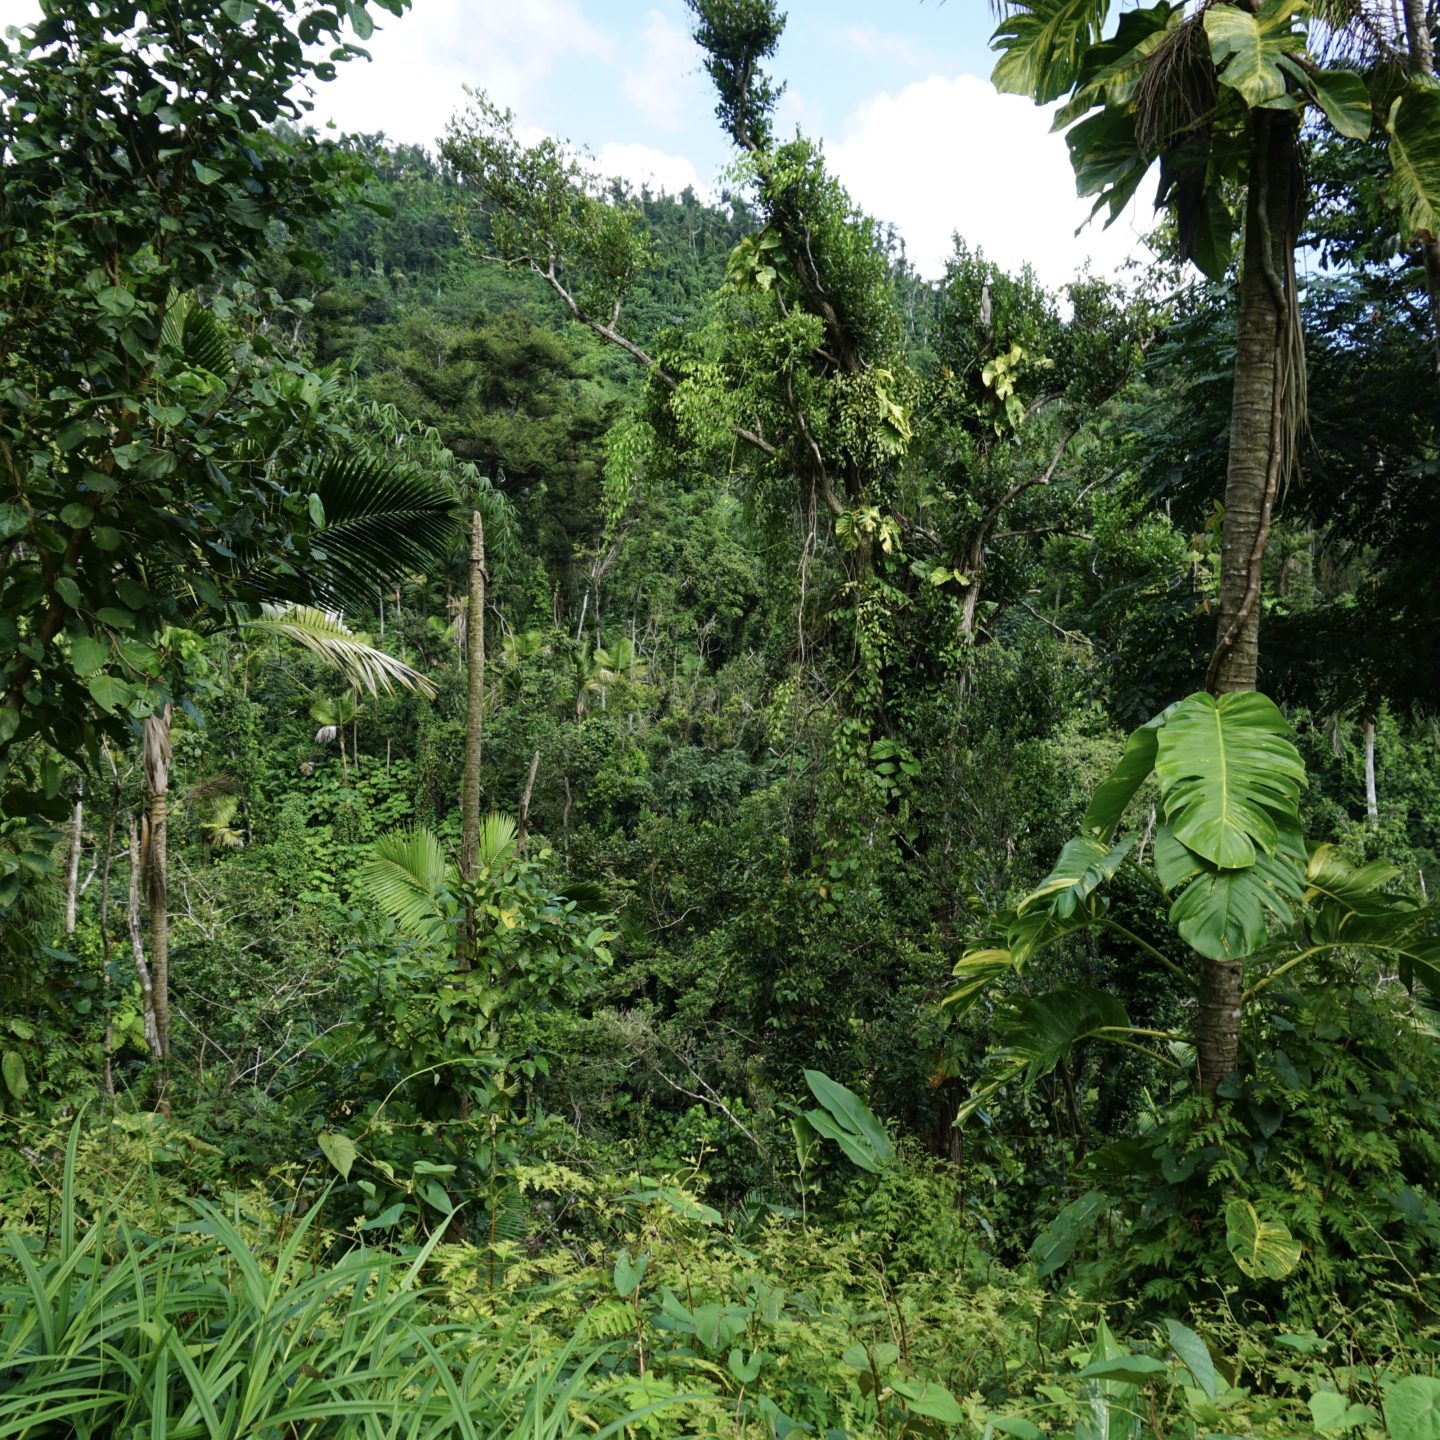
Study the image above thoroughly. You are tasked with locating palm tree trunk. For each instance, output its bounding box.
[143,706,173,1101]
[1198,109,1304,1098]
[458,505,487,970]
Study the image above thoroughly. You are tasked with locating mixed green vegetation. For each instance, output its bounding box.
[3,0,1440,1435]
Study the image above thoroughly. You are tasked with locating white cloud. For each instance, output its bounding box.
[621,9,704,134]
[595,141,703,198]
[307,0,612,149]
[828,74,1158,289]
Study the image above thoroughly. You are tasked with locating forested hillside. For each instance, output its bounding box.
[3,1,1440,1436]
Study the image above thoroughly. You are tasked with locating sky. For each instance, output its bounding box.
[0,0,1161,289]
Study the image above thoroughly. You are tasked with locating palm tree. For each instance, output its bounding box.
[988,0,1440,1093]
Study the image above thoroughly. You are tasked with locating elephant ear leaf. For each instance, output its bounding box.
[1154,692,1305,869]
[1225,1198,1300,1279]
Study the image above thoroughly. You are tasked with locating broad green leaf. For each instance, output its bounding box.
[1169,845,1307,961]
[613,1247,648,1298]
[1203,0,1304,108]
[1385,1376,1440,1440]
[1308,68,1372,140]
[1,1050,28,1101]
[1224,1198,1300,1279]
[1309,1391,1377,1432]
[68,635,109,677]
[803,1068,895,1173]
[1388,83,1440,241]
[1077,1355,1168,1382]
[1019,834,1134,919]
[1007,897,1106,967]
[891,1379,964,1424]
[1030,1189,1109,1277]
[1191,185,1236,282]
[358,1202,405,1230]
[1066,104,1151,226]
[1163,1319,1219,1399]
[991,0,1113,104]
[1082,1316,1142,1440]
[317,1130,356,1180]
[986,1419,1042,1440]
[942,946,1018,1014]
[1154,692,1305,869]
[87,674,135,712]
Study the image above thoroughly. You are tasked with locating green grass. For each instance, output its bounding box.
[0,1121,664,1439]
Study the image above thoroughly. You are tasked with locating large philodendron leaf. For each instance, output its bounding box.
[1169,846,1307,960]
[992,0,1115,104]
[1203,0,1305,109]
[1224,1198,1301,1279]
[1160,814,1306,961]
[1154,692,1305,869]
[1388,82,1440,241]
[943,947,1020,1015]
[1019,835,1135,919]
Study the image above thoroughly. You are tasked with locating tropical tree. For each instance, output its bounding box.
[950,690,1440,1099]
[989,0,1440,1078]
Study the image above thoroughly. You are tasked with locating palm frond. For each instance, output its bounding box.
[242,604,437,698]
[362,825,456,942]
[477,813,519,873]
[307,451,461,604]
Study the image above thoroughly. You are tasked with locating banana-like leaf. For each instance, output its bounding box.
[1081,1315,1142,1440]
[242,604,436,698]
[1224,1198,1300,1279]
[991,0,1114,104]
[1388,82,1440,242]
[362,825,456,943]
[1154,692,1305,869]
[1020,834,1135,919]
[802,1069,895,1174]
[1203,0,1305,108]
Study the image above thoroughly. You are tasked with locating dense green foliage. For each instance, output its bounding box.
[3,0,1440,1436]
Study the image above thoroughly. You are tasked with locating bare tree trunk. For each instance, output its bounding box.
[1198,110,1304,1098]
[1363,717,1379,823]
[458,505,487,970]
[143,706,173,1104]
[127,815,162,1061]
[98,766,119,1104]
[63,781,83,935]
[517,749,540,852]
